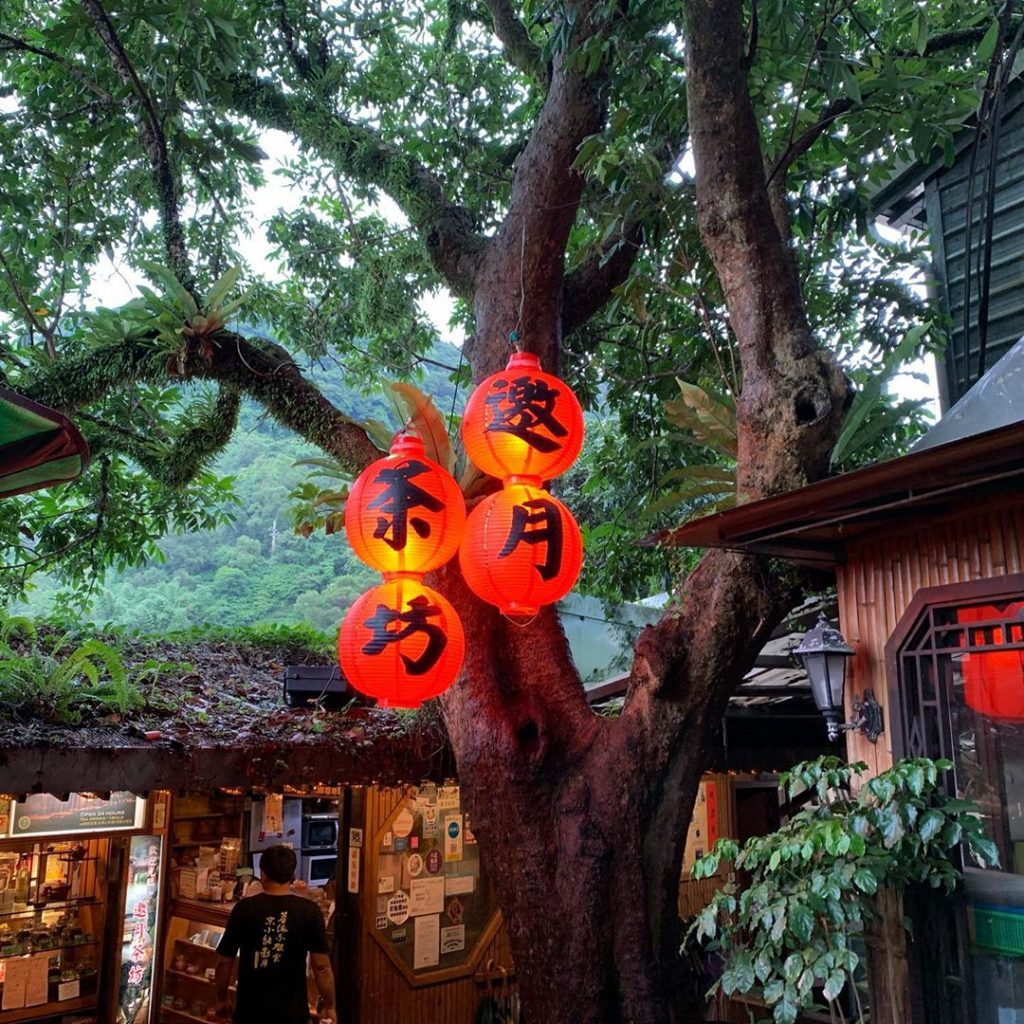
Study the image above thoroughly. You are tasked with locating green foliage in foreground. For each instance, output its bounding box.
[0,614,142,724]
[689,757,999,1024]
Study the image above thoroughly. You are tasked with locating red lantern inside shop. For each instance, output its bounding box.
[338,578,465,708]
[346,433,466,576]
[461,351,585,483]
[459,482,582,616]
[957,605,1024,721]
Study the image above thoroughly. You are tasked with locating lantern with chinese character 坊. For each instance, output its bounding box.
[957,605,1024,721]
[338,578,466,708]
[346,433,466,577]
[459,482,582,616]
[461,351,584,483]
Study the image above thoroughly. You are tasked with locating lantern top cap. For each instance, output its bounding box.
[389,431,426,457]
[793,612,854,657]
[504,351,543,372]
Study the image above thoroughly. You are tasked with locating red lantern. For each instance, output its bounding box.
[459,482,582,616]
[957,605,1024,721]
[346,433,466,576]
[338,578,465,708]
[461,351,585,483]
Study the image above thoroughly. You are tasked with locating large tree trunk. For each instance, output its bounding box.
[439,2,849,1022]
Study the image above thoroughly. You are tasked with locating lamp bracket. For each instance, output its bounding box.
[849,689,884,744]
[824,690,884,744]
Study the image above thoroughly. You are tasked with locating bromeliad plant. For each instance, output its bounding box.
[688,757,999,1024]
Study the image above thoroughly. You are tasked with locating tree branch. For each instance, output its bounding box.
[84,386,242,487]
[25,331,381,476]
[767,20,1017,188]
[615,0,851,738]
[768,96,855,187]
[562,220,644,335]
[78,0,196,295]
[227,73,485,300]
[683,0,847,500]
[0,32,115,103]
[468,0,611,378]
[482,0,548,84]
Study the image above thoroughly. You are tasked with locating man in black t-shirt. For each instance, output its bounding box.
[214,845,336,1024]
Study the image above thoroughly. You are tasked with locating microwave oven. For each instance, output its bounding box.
[301,814,339,851]
[299,853,337,887]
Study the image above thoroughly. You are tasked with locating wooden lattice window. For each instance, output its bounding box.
[893,588,1024,868]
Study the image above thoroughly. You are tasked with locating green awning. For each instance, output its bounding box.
[0,387,90,498]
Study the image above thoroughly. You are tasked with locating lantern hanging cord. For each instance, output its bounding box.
[512,220,526,353]
[447,343,466,436]
[503,610,539,628]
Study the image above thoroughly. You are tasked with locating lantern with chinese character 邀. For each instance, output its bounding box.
[957,605,1024,721]
[338,577,466,708]
[461,351,584,483]
[346,433,466,576]
[459,482,582,616]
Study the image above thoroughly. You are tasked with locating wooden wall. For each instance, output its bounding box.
[352,775,740,1021]
[678,772,737,918]
[835,493,1024,1024]
[837,494,1024,776]
[356,787,516,1024]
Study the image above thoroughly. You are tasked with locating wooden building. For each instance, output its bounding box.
[0,633,517,1024]
[873,79,1024,406]
[662,337,1024,1024]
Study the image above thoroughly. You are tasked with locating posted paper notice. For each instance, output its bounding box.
[413,914,440,969]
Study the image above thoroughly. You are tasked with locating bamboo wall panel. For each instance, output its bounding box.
[836,497,1024,1024]
[837,496,1024,776]
[358,787,516,1024]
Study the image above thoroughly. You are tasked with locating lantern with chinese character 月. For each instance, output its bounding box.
[338,578,466,708]
[459,482,582,616]
[957,605,1024,721]
[461,351,584,483]
[346,433,466,576]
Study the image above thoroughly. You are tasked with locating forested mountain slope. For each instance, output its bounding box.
[25,343,461,632]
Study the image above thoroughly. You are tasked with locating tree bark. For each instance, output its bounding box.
[437,3,850,1022]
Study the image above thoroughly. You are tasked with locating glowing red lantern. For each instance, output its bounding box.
[338,578,465,708]
[459,482,582,616]
[346,433,466,576]
[461,351,585,483]
[957,605,1024,721]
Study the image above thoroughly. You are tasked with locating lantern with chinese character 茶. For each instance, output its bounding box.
[338,578,466,708]
[459,482,582,616]
[957,605,1024,721]
[461,351,585,483]
[346,433,466,576]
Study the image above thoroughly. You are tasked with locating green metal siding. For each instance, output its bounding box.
[927,95,1024,403]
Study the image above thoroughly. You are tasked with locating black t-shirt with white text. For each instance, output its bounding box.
[217,893,328,1024]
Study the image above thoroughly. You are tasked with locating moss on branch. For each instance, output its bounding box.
[227,73,484,298]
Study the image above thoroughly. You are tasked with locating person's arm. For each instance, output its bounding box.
[215,904,242,1018]
[310,952,336,1023]
[214,955,235,1017]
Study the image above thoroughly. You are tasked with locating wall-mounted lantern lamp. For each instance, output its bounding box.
[794,613,883,743]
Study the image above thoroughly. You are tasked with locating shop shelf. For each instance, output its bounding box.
[0,937,99,960]
[167,969,215,986]
[163,1006,217,1024]
[0,993,96,1023]
[0,897,102,918]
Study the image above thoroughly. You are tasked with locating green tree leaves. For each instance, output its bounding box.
[688,756,999,1023]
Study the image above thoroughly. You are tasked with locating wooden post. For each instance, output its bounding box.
[336,785,365,1023]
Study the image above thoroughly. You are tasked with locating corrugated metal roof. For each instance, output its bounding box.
[913,334,1024,451]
